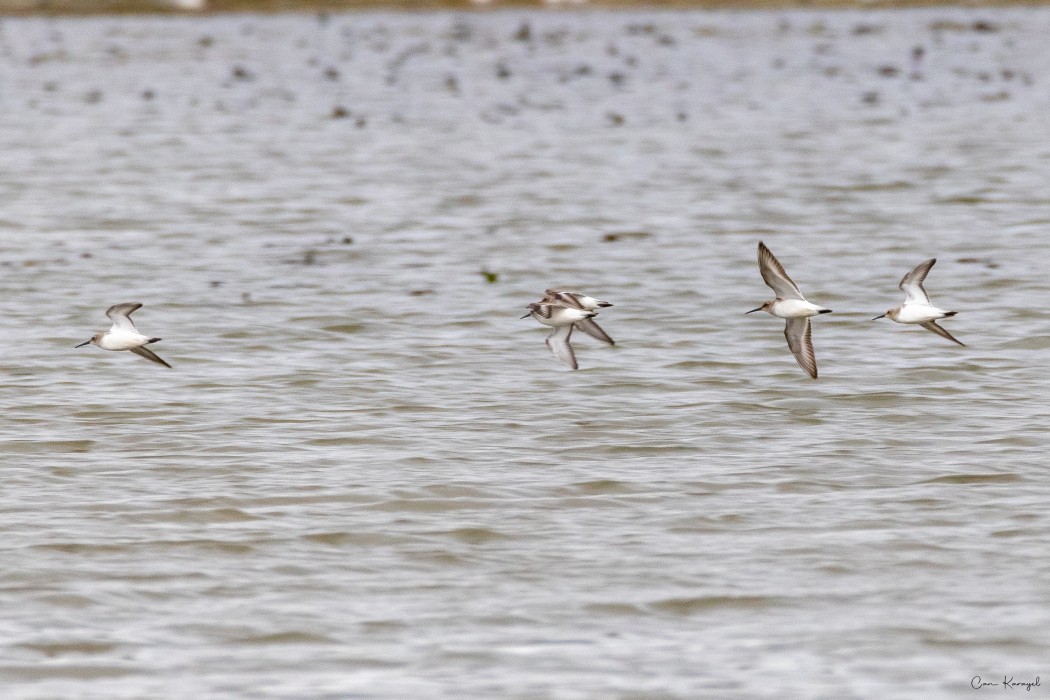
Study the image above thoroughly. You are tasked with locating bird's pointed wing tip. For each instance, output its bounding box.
[130,345,172,368]
[545,325,578,369]
[920,320,965,346]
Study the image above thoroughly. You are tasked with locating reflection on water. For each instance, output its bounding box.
[1,6,1050,698]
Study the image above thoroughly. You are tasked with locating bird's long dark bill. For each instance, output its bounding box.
[75,340,91,347]
[871,314,886,320]
[745,307,763,314]
[520,312,532,319]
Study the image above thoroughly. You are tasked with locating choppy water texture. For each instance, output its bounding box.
[2,6,1050,698]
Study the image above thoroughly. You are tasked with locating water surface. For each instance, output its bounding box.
[1,7,1049,698]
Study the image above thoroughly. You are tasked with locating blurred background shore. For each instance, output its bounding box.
[0,0,1042,16]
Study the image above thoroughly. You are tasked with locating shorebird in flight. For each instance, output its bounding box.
[873,258,964,346]
[76,303,172,368]
[747,241,832,379]
[539,289,615,346]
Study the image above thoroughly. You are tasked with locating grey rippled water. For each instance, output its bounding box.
[1,6,1050,698]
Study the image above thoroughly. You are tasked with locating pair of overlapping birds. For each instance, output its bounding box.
[76,242,962,379]
[522,242,963,378]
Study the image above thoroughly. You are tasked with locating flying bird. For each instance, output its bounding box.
[747,242,832,379]
[540,289,615,345]
[873,258,964,346]
[76,303,172,368]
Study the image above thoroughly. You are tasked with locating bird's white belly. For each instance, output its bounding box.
[895,304,945,324]
[99,329,150,351]
[534,309,591,327]
[770,299,825,319]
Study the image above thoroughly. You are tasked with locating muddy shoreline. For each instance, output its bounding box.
[0,0,1042,18]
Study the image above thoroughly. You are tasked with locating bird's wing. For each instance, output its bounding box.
[106,303,143,332]
[758,242,805,300]
[130,345,172,368]
[920,320,965,347]
[541,290,584,309]
[545,324,579,370]
[784,317,817,379]
[574,317,615,346]
[899,258,936,305]
[527,304,553,320]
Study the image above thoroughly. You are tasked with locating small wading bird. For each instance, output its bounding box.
[539,289,615,345]
[76,303,172,368]
[522,302,599,371]
[873,258,964,346]
[747,241,832,379]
